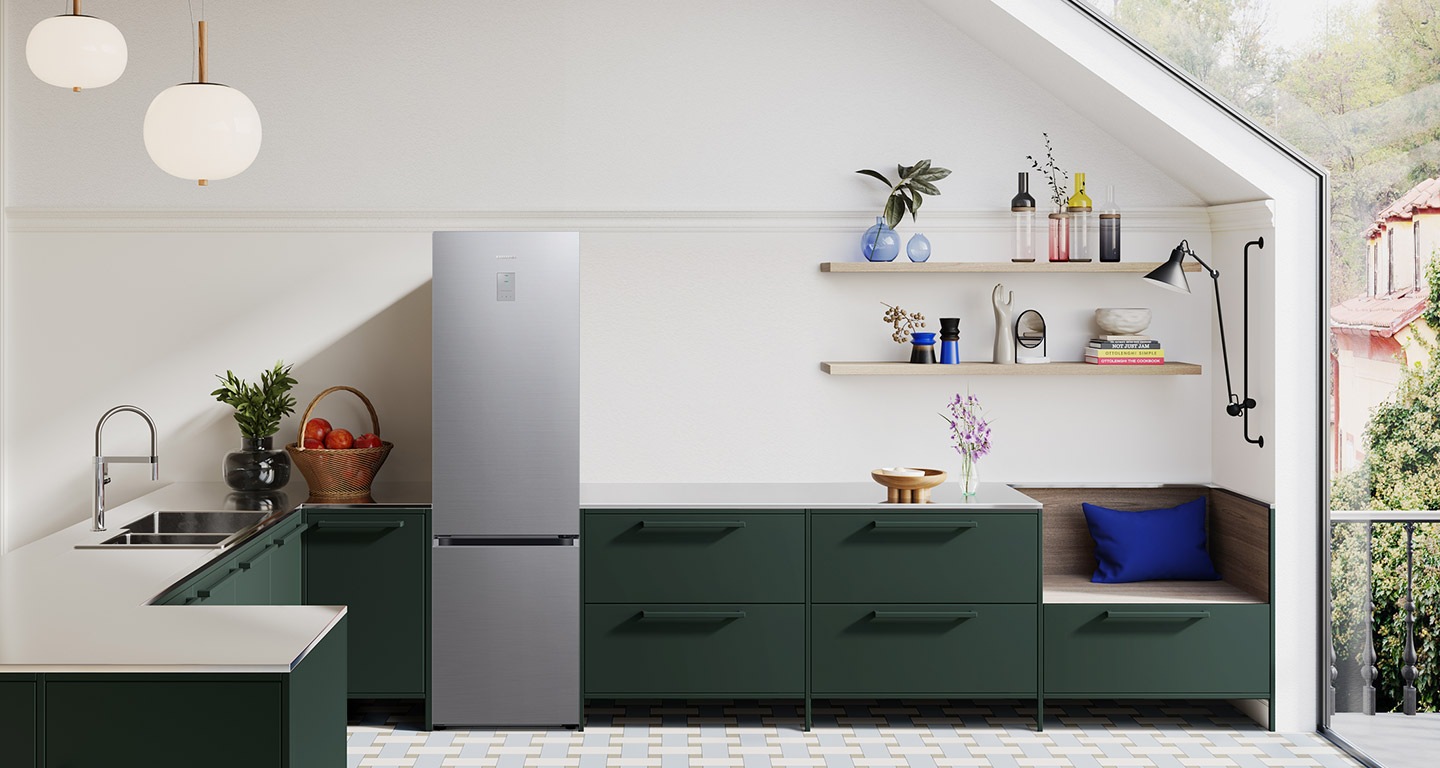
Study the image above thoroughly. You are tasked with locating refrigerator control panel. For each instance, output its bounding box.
[497,271,516,301]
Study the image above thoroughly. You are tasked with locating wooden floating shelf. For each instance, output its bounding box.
[819,261,1201,274]
[820,361,1203,376]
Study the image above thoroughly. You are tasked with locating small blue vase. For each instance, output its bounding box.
[861,217,900,262]
[907,233,932,262]
[909,332,937,364]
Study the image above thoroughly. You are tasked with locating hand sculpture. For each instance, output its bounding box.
[992,284,1015,365]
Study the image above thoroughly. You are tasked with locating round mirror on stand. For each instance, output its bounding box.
[1015,309,1048,364]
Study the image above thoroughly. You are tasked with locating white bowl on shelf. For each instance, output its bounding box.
[1094,308,1151,335]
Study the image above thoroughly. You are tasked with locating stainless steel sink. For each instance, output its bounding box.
[89,532,234,548]
[123,510,269,535]
[76,510,271,549]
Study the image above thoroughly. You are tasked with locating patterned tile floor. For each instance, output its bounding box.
[347,699,1364,768]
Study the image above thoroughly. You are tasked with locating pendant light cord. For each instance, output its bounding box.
[187,0,206,82]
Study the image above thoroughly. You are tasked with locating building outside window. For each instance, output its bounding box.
[1098,0,1440,762]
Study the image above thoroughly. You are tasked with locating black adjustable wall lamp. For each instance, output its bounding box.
[1143,238,1265,448]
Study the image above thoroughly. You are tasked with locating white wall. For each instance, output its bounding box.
[2,0,1219,552]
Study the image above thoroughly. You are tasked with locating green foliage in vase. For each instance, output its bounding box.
[855,160,952,230]
[211,360,298,439]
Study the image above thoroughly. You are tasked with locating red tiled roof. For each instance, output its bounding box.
[1376,177,1440,223]
[1330,288,1428,337]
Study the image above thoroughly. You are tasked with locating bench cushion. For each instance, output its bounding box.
[1083,497,1220,583]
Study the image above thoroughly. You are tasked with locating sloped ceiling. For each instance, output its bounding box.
[919,0,1270,205]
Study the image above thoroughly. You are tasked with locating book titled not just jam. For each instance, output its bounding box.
[1088,338,1162,349]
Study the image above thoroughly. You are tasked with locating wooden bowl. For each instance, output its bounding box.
[871,468,948,503]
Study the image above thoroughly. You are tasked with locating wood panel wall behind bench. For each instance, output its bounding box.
[1019,486,1271,602]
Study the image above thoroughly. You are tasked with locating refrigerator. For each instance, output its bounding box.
[431,231,580,728]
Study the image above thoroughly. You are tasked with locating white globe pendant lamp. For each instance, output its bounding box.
[143,20,261,186]
[26,0,128,92]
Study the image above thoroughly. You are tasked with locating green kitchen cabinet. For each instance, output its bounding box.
[193,558,241,606]
[1043,603,1271,695]
[42,617,346,768]
[584,604,804,696]
[0,677,38,768]
[304,508,429,698]
[584,511,803,603]
[234,537,276,606]
[268,516,307,605]
[810,511,1038,604]
[811,604,1036,696]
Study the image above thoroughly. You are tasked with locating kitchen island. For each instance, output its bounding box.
[0,481,431,767]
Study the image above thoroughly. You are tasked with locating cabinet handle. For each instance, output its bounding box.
[313,520,404,530]
[237,561,251,570]
[871,610,978,621]
[1103,610,1211,620]
[195,590,211,599]
[639,610,746,620]
[274,522,310,546]
[872,520,978,530]
[640,520,746,530]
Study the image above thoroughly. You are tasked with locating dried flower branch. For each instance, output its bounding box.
[882,302,926,344]
[1025,132,1069,208]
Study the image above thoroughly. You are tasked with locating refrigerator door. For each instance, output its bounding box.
[431,538,579,727]
[433,231,579,536]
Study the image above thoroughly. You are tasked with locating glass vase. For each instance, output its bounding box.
[223,435,291,492]
[959,455,979,496]
[1047,211,1070,262]
[861,217,901,262]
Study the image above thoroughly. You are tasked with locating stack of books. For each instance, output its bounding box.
[1085,335,1164,366]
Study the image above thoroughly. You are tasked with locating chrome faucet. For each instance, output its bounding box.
[94,405,160,532]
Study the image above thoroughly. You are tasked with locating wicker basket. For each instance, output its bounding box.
[286,386,393,500]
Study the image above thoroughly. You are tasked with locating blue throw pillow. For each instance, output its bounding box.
[1082,497,1221,583]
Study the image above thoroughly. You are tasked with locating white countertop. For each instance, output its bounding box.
[0,481,426,674]
[578,482,1041,509]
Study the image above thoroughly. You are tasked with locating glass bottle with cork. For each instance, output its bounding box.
[1011,173,1036,262]
[1067,172,1095,262]
[1099,184,1121,262]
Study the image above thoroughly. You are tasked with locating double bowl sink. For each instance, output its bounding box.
[76,510,273,549]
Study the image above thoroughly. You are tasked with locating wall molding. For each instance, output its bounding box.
[1207,201,1275,233]
[5,207,1215,234]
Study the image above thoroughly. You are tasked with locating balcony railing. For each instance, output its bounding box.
[1329,511,1440,718]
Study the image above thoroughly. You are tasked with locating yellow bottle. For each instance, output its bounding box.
[1067,172,1093,211]
[1067,172,1095,261]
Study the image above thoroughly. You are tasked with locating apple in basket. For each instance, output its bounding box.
[324,428,354,450]
[354,433,382,449]
[304,418,331,443]
[303,437,323,450]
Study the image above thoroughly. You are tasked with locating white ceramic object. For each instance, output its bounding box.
[1094,307,1151,335]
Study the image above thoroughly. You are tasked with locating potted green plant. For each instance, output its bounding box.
[212,360,298,491]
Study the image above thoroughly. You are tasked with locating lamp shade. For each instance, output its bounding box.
[143,83,262,183]
[1142,246,1192,294]
[25,14,127,90]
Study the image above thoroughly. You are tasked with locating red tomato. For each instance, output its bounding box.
[324,428,354,449]
[303,437,323,450]
[304,418,332,442]
[353,433,382,449]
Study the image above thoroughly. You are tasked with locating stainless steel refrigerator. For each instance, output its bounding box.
[431,231,580,728]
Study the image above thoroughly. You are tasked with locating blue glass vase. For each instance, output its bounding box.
[907,233,932,262]
[861,217,900,262]
[909,332,937,364]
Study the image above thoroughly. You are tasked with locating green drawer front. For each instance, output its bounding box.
[811,604,1037,695]
[585,512,803,603]
[305,509,428,697]
[1044,603,1271,695]
[810,512,1038,603]
[0,680,37,768]
[585,604,804,696]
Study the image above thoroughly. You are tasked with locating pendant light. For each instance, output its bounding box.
[143,15,261,186]
[26,0,128,92]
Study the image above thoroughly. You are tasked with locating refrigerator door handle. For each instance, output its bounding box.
[434,535,577,547]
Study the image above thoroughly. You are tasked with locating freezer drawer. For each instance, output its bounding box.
[431,541,579,727]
